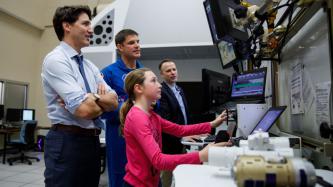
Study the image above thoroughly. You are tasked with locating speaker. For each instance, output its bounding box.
[90,9,115,46]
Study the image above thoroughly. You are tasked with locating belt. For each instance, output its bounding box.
[51,124,101,136]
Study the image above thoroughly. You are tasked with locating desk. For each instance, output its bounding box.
[173,165,333,187]
[0,127,20,164]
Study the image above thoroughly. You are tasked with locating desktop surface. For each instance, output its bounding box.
[173,165,333,187]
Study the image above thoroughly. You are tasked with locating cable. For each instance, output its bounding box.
[277,1,297,63]
[272,0,292,12]
[317,176,333,187]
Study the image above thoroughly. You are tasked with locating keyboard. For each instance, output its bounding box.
[221,102,237,110]
[192,138,203,143]
[204,135,216,142]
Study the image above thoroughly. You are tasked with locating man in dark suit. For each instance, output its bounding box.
[157,59,191,187]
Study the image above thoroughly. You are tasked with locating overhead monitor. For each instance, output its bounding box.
[6,108,22,122]
[231,67,267,101]
[202,69,230,112]
[217,40,237,68]
[203,0,223,43]
[203,0,249,43]
[22,109,35,121]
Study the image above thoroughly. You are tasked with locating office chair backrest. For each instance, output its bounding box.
[19,120,37,145]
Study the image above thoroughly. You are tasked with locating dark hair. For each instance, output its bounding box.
[158,58,174,71]
[53,5,92,41]
[119,68,152,135]
[115,29,139,45]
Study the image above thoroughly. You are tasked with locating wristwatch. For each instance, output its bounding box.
[93,93,101,102]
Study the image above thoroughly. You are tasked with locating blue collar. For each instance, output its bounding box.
[116,58,143,72]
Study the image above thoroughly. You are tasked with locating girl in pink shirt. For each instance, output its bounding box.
[119,68,230,187]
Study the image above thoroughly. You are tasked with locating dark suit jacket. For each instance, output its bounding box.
[157,82,190,154]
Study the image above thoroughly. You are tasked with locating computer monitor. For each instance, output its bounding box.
[202,69,230,112]
[22,109,35,121]
[250,106,287,134]
[231,67,267,101]
[217,39,237,68]
[0,105,4,120]
[177,82,204,115]
[203,0,249,43]
[203,0,223,43]
[6,108,22,122]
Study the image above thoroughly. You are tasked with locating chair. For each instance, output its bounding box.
[100,143,106,174]
[99,129,106,174]
[7,120,40,165]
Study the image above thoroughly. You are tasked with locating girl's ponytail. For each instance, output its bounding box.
[118,68,152,135]
[119,98,134,135]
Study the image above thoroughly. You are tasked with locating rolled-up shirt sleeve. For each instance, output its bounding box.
[42,55,86,114]
[90,62,116,95]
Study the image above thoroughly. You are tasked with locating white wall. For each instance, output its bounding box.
[124,0,213,47]
[43,0,115,27]
[0,0,45,29]
[0,10,42,147]
[0,11,41,107]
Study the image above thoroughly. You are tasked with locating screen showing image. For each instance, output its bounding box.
[231,69,266,99]
[23,109,34,121]
[218,40,236,67]
[252,109,284,133]
[228,7,246,32]
[204,1,220,43]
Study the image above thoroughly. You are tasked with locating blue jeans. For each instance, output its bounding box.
[44,130,101,187]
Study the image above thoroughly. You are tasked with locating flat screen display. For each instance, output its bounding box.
[218,40,237,68]
[251,106,287,134]
[231,68,267,100]
[6,108,22,122]
[23,109,35,121]
[204,0,222,43]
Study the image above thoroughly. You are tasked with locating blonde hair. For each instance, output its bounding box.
[119,68,152,135]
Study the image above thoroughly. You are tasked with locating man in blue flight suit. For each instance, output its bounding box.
[101,29,143,187]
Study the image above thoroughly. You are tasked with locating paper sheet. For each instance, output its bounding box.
[302,70,315,113]
[290,62,305,114]
[315,81,331,125]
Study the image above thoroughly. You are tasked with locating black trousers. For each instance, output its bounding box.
[44,129,101,187]
[123,181,133,187]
